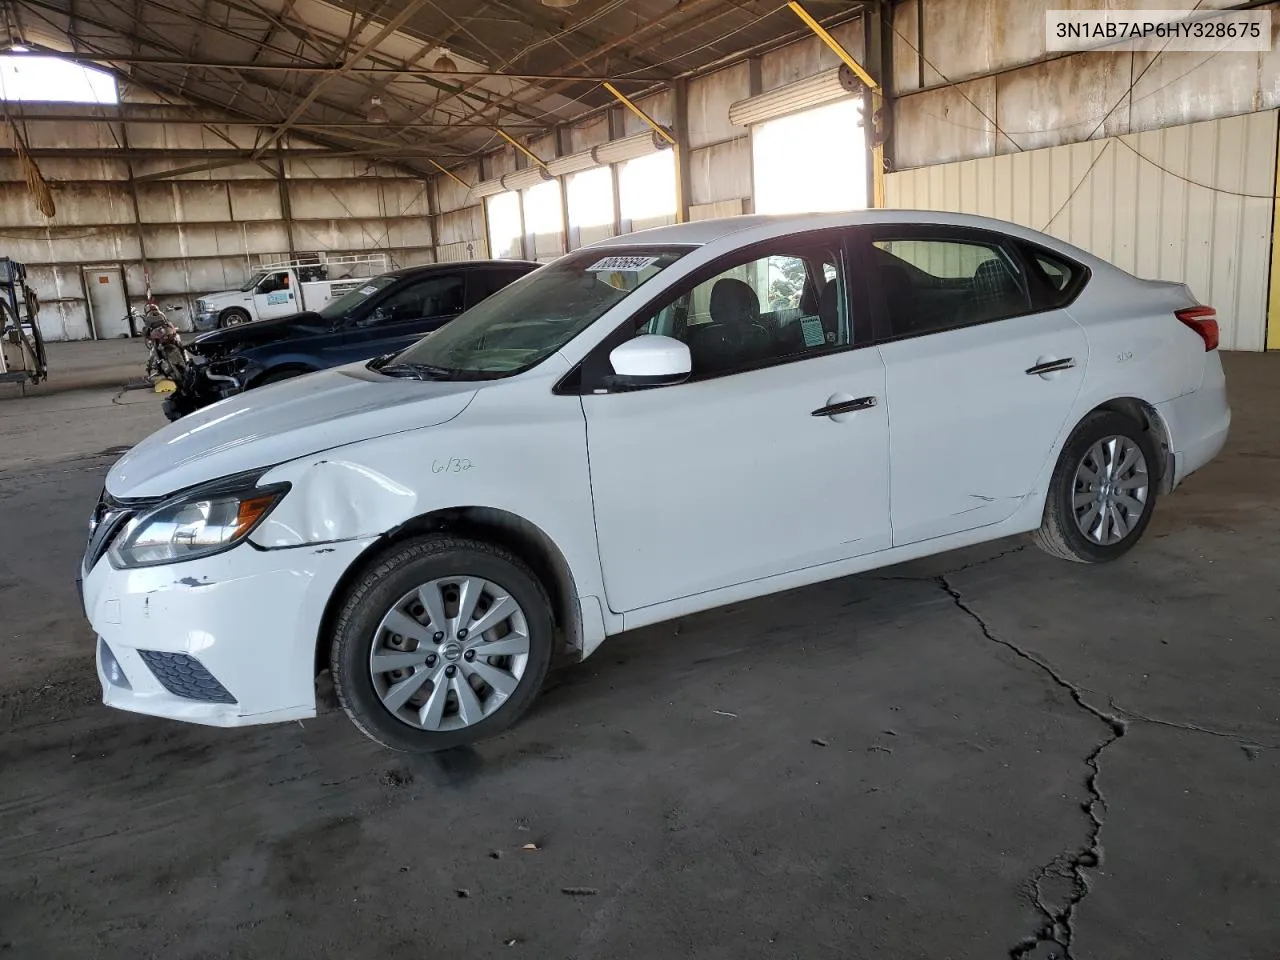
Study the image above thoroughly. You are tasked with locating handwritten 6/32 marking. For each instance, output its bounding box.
[432,457,474,474]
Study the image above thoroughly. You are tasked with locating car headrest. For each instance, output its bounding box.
[972,259,1018,297]
[709,278,760,326]
[799,277,820,315]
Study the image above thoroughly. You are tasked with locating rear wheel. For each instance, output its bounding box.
[330,535,555,752]
[1032,410,1159,563]
[219,308,250,328]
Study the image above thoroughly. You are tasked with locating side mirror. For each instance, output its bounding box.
[606,334,692,390]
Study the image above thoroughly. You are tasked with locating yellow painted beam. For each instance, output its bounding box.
[788,0,885,208]
[787,1,878,91]
[427,157,471,191]
[1268,138,1280,350]
[602,82,677,145]
[494,127,550,171]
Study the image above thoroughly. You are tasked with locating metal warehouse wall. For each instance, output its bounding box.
[885,110,1278,351]
[890,0,1280,169]
[0,103,435,342]
[440,21,864,250]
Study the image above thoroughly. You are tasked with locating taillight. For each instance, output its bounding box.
[1176,306,1218,351]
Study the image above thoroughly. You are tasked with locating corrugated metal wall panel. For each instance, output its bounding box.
[886,110,1278,351]
[690,199,747,220]
[436,240,486,262]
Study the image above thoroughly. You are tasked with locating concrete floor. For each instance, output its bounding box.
[0,338,147,402]
[1,356,1277,960]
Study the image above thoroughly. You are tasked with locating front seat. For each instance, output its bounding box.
[686,277,769,374]
[878,264,917,334]
[817,279,842,345]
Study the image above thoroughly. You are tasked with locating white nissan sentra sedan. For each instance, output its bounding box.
[79,211,1230,752]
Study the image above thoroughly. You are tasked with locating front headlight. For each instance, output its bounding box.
[108,475,289,569]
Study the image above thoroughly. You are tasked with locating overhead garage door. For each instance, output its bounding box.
[731,65,869,216]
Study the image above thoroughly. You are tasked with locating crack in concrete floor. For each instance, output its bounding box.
[939,573,1127,960]
[870,538,1274,957]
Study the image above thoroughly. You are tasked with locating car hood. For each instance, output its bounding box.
[107,363,479,499]
[190,312,332,353]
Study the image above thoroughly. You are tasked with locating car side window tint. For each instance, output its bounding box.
[1036,256,1070,290]
[363,275,464,326]
[871,237,1031,338]
[1018,244,1087,310]
[468,268,529,306]
[629,243,849,380]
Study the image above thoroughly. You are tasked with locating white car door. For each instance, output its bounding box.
[252,270,299,320]
[864,229,1089,547]
[578,235,892,614]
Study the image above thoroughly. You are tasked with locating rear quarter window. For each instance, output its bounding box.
[1021,243,1089,310]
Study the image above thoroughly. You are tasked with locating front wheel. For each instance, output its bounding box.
[330,535,555,752]
[1032,410,1160,563]
[219,308,251,328]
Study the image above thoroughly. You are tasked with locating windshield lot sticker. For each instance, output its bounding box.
[358,285,379,295]
[586,256,659,273]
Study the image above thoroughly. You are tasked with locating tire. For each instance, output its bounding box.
[1032,410,1160,563]
[219,308,251,328]
[330,534,555,752]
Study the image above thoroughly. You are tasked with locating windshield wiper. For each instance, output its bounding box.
[408,363,459,380]
[377,362,457,381]
[377,363,427,380]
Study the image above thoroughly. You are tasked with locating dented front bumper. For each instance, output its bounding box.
[81,535,376,727]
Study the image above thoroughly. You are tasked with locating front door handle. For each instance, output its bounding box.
[1026,357,1076,376]
[812,395,878,418]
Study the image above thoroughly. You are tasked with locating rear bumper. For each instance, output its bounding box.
[1156,353,1231,489]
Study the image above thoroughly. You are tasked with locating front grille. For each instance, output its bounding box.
[137,651,238,704]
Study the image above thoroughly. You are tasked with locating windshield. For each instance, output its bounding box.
[239,271,268,292]
[317,275,399,321]
[391,247,689,377]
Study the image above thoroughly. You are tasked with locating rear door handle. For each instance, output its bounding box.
[812,396,878,417]
[1025,357,1076,376]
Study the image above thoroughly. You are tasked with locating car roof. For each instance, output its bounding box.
[583,209,1068,247]
[382,259,539,280]
[580,209,1115,275]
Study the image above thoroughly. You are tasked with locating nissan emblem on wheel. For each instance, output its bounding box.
[78,210,1230,752]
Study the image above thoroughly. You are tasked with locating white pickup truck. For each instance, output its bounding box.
[194,254,389,331]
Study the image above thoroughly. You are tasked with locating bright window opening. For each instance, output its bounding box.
[752,99,866,215]
[486,191,523,260]
[619,150,676,231]
[566,166,615,249]
[0,53,118,104]
[521,178,564,262]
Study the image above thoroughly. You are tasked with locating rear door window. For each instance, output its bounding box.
[868,235,1031,339]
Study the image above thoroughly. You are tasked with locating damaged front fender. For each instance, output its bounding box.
[251,459,418,547]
